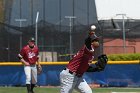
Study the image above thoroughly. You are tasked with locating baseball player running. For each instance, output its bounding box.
[18,37,41,93]
[60,25,108,93]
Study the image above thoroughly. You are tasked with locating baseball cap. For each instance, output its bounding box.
[91,35,99,42]
[28,37,35,42]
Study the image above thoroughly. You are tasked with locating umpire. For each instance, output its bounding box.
[18,37,41,93]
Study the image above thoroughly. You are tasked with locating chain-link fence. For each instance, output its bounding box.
[0,0,101,61]
[0,0,140,61]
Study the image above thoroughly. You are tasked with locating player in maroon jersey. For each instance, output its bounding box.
[60,25,103,93]
[18,37,41,93]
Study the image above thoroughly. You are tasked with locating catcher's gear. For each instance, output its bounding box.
[37,65,42,75]
[95,54,108,71]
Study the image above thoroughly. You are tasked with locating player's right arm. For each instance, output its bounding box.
[18,54,30,66]
[18,48,30,66]
[85,31,95,50]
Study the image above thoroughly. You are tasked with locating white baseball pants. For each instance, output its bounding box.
[60,69,92,93]
[24,65,37,84]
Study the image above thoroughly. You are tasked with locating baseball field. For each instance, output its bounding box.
[0,87,140,93]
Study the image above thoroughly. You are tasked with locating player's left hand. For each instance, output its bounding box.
[95,54,108,71]
[37,64,42,75]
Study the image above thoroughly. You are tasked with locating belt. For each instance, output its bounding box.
[64,68,82,77]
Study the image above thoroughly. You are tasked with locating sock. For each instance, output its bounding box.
[31,84,35,92]
[26,84,31,93]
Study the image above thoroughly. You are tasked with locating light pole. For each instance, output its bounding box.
[15,19,27,50]
[35,11,39,46]
[65,16,76,59]
[116,14,126,53]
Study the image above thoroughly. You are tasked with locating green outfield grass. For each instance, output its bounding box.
[0,87,140,93]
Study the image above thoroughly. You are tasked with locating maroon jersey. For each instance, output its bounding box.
[67,45,94,76]
[19,45,39,65]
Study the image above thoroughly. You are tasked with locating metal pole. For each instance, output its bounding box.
[15,19,27,50]
[65,16,76,59]
[116,14,126,53]
[122,15,126,53]
[35,12,39,46]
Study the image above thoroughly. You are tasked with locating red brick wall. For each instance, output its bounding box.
[103,38,140,54]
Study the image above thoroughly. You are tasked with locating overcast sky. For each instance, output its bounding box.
[95,0,140,20]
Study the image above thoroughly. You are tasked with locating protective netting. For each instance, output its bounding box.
[0,0,140,61]
[0,0,99,61]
